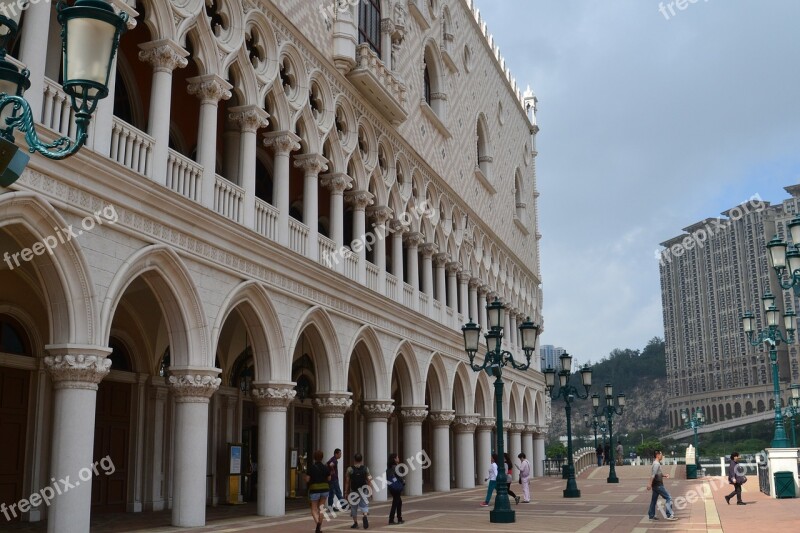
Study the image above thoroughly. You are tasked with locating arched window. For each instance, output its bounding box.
[0,316,31,356]
[475,114,493,191]
[358,0,381,56]
[424,63,432,106]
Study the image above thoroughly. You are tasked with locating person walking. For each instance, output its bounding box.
[503,453,520,504]
[480,454,498,506]
[327,448,344,511]
[305,450,332,533]
[616,441,623,466]
[344,453,373,529]
[647,450,677,521]
[724,452,746,505]
[604,443,611,465]
[596,445,603,467]
[516,452,531,503]
[386,452,405,525]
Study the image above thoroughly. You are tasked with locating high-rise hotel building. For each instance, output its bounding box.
[660,186,800,429]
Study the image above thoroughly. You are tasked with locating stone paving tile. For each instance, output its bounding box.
[4,466,799,532]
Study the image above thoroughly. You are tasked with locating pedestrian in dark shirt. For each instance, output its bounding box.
[305,450,331,533]
[724,452,746,505]
[327,448,344,511]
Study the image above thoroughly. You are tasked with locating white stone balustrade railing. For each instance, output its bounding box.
[166,149,201,201]
[41,77,78,139]
[344,253,359,281]
[385,273,398,301]
[366,263,379,292]
[288,218,309,256]
[318,235,336,268]
[354,43,407,108]
[254,198,278,241]
[573,447,597,476]
[403,283,414,308]
[213,174,244,223]
[110,117,153,177]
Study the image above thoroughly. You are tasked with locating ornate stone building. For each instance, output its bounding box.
[0,0,545,530]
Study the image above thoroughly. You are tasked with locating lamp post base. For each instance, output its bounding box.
[563,488,581,498]
[489,508,515,523]
[607,475,619,483]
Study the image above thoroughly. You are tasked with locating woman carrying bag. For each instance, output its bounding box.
[387,452,405,525]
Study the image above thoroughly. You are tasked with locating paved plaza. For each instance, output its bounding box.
[7,465,798,532]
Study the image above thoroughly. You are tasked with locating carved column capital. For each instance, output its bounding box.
[313,392,353,417]
[399,406,428,424]
[446,261,462,275]
[478,284,492,296]
[361,399,395,419]
[433,252,449,268]
[503,420,512,431]
[458,271,472,283]
[320,172,353,194]
[403,231,425,247]
[380,18,395,34]
[477,417,496,431]
[389,218,408,233]
[469,277,482,289]
[43,345,112,391]
[511,423,526,434]
[293,153,329,176]
[420,242,438,258]
[252,382,297,411]
[187,74,232,104]
[453,414,480,433]
[263,130,302,155]
[168,369,221,403]
[229,105,270,133]
[428,410,456,427]
[345,190,375,209]
[138,39,189,73]
[368,205,393,224]
[523,424,536,436]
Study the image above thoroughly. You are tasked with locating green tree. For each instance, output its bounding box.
[546,442,567,459]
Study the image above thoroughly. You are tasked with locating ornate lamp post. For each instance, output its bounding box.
[680,407,705,465]
[543,353,592,497]
[741,288,796,448]
[599,415,608,448]
[461,298,540,524]
[592,384,625,483]
[583,412,599,449]
[784,384,800,447]
[0,0,127,185]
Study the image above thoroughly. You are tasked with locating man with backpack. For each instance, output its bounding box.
[344,453,373,529]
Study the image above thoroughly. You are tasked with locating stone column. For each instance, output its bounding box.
[452,415,479,489]
[167,370,221,527]
[503,420,512,454]
[43,347,111,533]
[229,105,269,228]
[509,423,524,460]
[458,271,470,317]
[469,278,480,322]
[380,18,394,66]
[390,220,405,292]
[420,243,437,314]
[446,262,460,310]
[404,232,424,309]
[320,172,352,271]
[138,39,188,186]
[475,417,494,485]
[293,154,328,260]
[368,206,393,294]
[313,392,352,493]
[533,430,546,477]
[346,190,374,284]
[429,410,455,492]
[263,131,301,246]
[18,0,52,119]
[252,383,296,516]
[433,252,448,304]
[362,400,394,501]
[509,312,518,350]
[478,285,489,333]
[399,407,427,496]
[522,425,535,469]
[144,382,169,511]
[187,75,232,209]
[503,306,512,347]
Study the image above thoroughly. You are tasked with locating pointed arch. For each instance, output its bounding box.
[389,340,423,406]
[423,352,451,411]
[345,325,389,399]
[0,192,97,346]
[288,306,344,391]
[100,244,208,368]
[452,362,474,414]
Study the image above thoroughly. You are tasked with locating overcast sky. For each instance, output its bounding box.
[474,0,800,365]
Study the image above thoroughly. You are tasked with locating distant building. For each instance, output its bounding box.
[659,186,800,429]
[540,344,566,371]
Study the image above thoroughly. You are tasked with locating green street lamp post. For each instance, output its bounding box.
[461,298,540,524]
[783,384,800,447]
[680,407,705,465]
[544,353,593,498]
[741,289,796,448]
[599,415,608,448]
[583,412,599,449]
[0,0,127,185]
[592,384,626,483]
